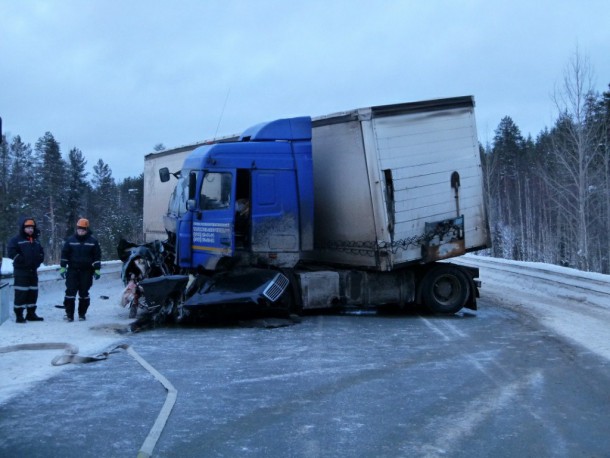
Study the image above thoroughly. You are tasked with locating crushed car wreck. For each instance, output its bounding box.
[117,239,292,330]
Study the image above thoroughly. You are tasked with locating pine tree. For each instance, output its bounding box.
[8,136,37,218]
[118,174,144,243]
[65,148,90,237]
[489,117,526,259]
[582,84,610,272]
[0,135,10,256]
[532,128,559,264]
[91,159,122,260]
[34,132,67,263]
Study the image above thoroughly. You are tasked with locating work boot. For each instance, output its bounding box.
[64,300,75,322]
[14,308,26,324]
[78,298,90,318]
[26,306,44,321]
[79,315,86,321]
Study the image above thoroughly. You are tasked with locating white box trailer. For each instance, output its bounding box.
[144,148,191,243]
[307,96,489,270]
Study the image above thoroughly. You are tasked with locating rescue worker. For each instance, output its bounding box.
[59,218,102,322]
[7,217,45,323]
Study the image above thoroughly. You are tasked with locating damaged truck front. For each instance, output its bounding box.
[145,96,491,320]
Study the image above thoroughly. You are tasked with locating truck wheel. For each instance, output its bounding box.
[421,265,470,314]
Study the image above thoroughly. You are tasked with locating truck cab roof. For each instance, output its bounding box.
[182,116,312,172]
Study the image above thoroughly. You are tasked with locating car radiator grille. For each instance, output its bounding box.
[263,273,289,302]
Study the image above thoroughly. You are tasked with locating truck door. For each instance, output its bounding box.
[166,174,194,269]
[250,169,299,253]
[191,170,235,270]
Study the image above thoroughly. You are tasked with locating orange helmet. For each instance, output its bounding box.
[77,218,90,228]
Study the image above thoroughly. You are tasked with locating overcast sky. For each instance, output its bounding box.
[1,1,609,180]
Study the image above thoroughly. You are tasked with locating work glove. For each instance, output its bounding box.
[94,270,101,280]
[59,267,66,279]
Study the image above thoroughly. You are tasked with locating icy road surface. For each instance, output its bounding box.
[454,255,610,361]
[1,255,609,457]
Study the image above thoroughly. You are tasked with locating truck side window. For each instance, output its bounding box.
[200,172,232,210]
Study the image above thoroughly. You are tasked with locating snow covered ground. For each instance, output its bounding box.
[1,254,609,406]
[0,260,133,405]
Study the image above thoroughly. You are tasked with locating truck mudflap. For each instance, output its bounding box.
[183,268,289,310]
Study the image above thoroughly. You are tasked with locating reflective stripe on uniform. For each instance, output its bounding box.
[14,285,38,291]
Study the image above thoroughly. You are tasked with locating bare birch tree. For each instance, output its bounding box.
[543,49,601,270]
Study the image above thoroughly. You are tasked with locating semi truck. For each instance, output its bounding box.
[141,96,490,319]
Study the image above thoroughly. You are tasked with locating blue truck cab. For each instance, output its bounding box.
[161,117,314,273]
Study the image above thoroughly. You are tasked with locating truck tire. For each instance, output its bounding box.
[421,265,470,314]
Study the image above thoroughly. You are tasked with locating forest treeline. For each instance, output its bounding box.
[1,53,609,273]
[482,54,609,274]
[0,132,143,264]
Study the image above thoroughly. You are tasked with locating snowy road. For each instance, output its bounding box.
[454,254,610,361]
[2,297,609,457]
[1,255,609,457]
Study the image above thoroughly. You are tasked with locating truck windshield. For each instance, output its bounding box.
[200,172,232,210]
[168,176,189,217]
